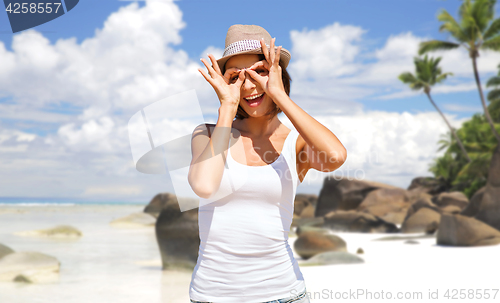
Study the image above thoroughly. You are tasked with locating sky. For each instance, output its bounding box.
[0,0,499,203]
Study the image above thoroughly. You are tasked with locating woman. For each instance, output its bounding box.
[188,24,347,303]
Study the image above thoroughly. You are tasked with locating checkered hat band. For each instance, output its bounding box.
[222,39,268,57]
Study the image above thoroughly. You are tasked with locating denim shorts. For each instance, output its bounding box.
[190,288,310,303]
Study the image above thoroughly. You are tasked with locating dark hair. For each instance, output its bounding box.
[223,54,291,120]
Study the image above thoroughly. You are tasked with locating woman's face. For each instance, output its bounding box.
[224,54,274,118]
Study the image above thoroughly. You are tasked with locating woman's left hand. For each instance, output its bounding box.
[245,37,286,101]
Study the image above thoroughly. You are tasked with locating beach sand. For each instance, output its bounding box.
[0,204,499,303]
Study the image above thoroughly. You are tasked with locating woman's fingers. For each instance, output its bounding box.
[260,38,270,63]
[198,68,213,85]
[234,69,246,88]
[207,54,223,76]
[200,58,217,78]
[270,38,275,63]
[245,69,266,87]
[249,60,270,71]
[275,45,282,68]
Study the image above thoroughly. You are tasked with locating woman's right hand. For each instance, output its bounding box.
[199,54,245,110]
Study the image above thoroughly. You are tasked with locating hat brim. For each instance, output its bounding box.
[216,47,291,73]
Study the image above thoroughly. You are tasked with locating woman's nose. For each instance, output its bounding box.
[242,74,256,90]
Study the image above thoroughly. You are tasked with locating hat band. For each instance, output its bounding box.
[222,39,268,57]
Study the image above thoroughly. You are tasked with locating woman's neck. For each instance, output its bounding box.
[233,115,282,138]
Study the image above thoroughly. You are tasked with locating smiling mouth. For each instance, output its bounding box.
[244,93,264,102]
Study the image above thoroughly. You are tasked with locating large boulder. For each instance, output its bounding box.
[407,176,447,195]
[323,210,398,233]
[403,195,439,221]
[357,188,413,225]
[0,251,60,283]
[0,243,14,259]
[437,213,500,246]
[300,251,364,266]
[432,191,469,210]
[461,186,486,217]
[294,194,317,218]
[145,193,198,218]
[155,197,199,270]
[291,216,324,229]
[315,177,397,217]
[110,212,156,227]
[293,229,347,259]
[401,207,441,234]
[14,225,82,239]
[460,145,500,231]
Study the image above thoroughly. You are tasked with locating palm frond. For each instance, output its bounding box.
[482,34,500,51]
[486,76,500,87]
[398,72,418,84]
[483,17,500,40]
[487,89,500,101]
[419,40,460,55]
[438,10,469,42]
[436,72,454,83]
[470,0,495,33]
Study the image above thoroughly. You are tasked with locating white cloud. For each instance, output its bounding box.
[0,0,208,116]
[281,110,467,191]
[0,11,490,201]
[289,23,365,79]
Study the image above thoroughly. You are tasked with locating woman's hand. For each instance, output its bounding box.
[245,38,286,100]
[198,54,245,110]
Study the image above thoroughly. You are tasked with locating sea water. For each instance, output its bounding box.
[0,202,193,303]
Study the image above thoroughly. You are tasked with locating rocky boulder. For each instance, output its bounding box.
[293,228,347,259]
[357,187,413,225]
[294,194,317,218]
[300,251,364,266]
[323,210,398,233]
[432,191,469,210]
[155,197,199,270]
[437,213,500,246]
[401,207,441,234]
[315,177,398,217]
[14,225,82,239]
[458,145,500,231]
[403,195,439,221]
[145,193,198,218]
[407,176,447,195]
[291,216,324,229]
[0,243,14,259]
[461,186,485,217]
[0,251,60,283]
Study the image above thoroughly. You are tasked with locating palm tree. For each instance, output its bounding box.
[418,0,500,143]
[399,55,471,162]
[486,63,500,122]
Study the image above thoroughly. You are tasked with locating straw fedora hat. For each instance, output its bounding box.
[216,24,291,73]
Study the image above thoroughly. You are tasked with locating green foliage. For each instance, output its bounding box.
[429,112,500,198]
[420,0,500,55]
[486,63,500,122]
[398,55,453,94]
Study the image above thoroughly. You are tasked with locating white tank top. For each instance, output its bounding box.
[189,128,306,302]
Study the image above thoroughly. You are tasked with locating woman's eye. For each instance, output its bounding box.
[230,76,238,82]
[255,69,267,75]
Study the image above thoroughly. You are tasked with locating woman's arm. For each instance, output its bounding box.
[246,38,347,181]
[188,106,235,199]
[274,92,347,177]
[187,55,244,199]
